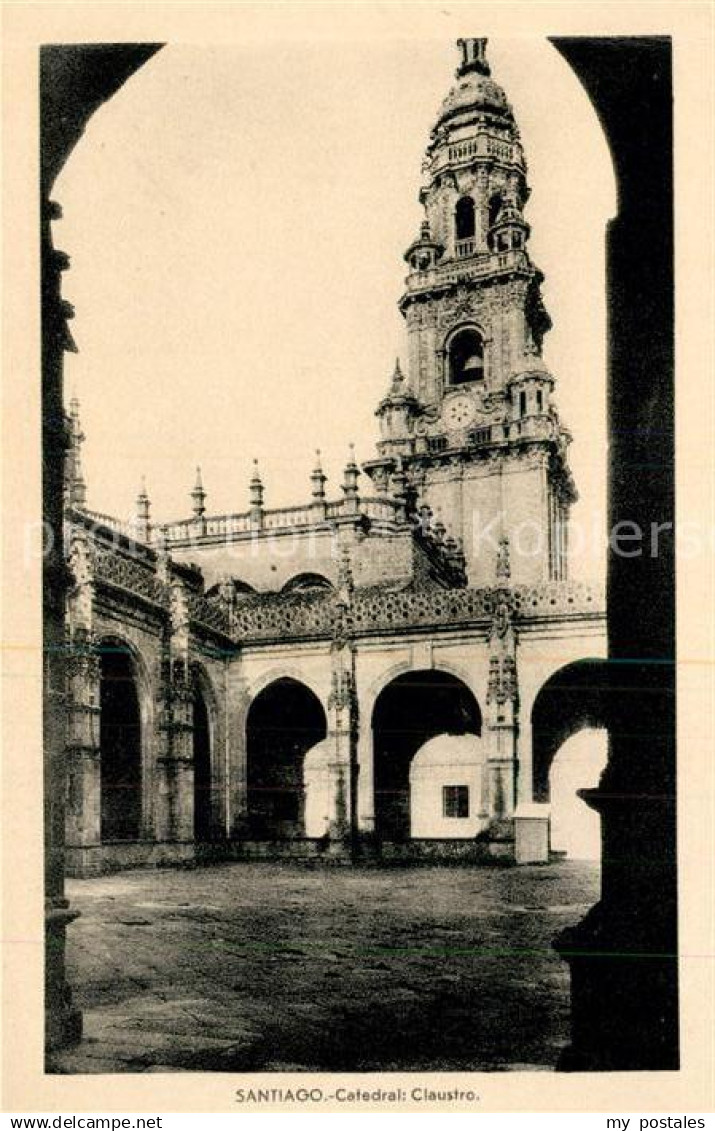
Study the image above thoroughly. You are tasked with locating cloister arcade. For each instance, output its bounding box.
[63,537,607,875]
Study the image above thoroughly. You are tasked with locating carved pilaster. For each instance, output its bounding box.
[64,629,101,859]
[155,579,195,843]
[483,590,519,817]
[324,560,358,846]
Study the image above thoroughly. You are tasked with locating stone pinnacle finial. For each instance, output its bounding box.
[65,394,87,509]
[249,459,264,510]
[456,37,490,78]
[311,449,327,500]
[191,465,206,519]
[135,477,151,538]
[342,444,360,498]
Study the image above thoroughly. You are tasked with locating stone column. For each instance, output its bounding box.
[64,631,101,874]
[552,38,678,1071]
[355,709,375,835]
[64,535,102,875]
[221,649,249,839]
[483,592,519,819]
[154,580,195,846]
[324,555,358,853]
[325,653,357,844]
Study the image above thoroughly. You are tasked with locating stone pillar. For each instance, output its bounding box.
[483,592,519,818]
[325,655,356,844]
[154,580,195,846]
[355,712,375,834]
[64,535,102,874]
[551,37,677,1071]
[222,653,250,839]
[64,630,101,874]
[324,556,358,853]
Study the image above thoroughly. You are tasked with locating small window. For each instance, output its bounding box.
[519,390,527,416]
[536,389,543,413]
[443,785,469,819]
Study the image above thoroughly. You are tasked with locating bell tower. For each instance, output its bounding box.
[364,38,576,586]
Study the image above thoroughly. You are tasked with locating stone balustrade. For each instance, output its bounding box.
[428,132,523,172]
[156,494,405,548]
[81,507,143,542]
[403,249,529,296]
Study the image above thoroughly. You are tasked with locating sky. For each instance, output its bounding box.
[54,35,615,578]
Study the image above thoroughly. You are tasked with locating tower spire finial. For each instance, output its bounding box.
[456,37,490,78]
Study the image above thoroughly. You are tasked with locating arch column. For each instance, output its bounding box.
[325,642,357,844]
[483,593,519,818]
[64,536,102,876]
[155,579,195,845]
[227,668,250,838]
[64,630,102,875]
[355,708,375,835]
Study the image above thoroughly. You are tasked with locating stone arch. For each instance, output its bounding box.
[281,573,334,593]
[531,658,610,802]
[245,664,327,708]
[96,633,153,843]
[364,657,481,723]
[371,669,482,842]
[245,676,328,840]
[206,579,256,600]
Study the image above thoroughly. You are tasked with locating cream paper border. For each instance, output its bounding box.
[2,0,713,1114]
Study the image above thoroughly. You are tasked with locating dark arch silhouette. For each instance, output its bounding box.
[372,670,481,841]
[193,680,212,841]
[455,195,476,241]
[488,191,503,230]
[246,678,327,839]
[98,639,142,842]
[447,327,484,385]
[531,659,610,802]
[281,573,334,593]
[207,579,256,599]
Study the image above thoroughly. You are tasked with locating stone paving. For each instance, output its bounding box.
[48,859,599,1074]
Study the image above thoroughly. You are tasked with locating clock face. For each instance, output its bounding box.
[444,394,476,431]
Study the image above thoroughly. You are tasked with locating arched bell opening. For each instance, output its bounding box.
[447,327,484,386]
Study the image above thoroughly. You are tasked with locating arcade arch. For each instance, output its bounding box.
[371,670,481,841]
[246,677,327,839]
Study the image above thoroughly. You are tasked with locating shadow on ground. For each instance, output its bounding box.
[49,860,599,1073]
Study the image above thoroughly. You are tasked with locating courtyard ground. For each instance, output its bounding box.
[49,859,599,1074]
